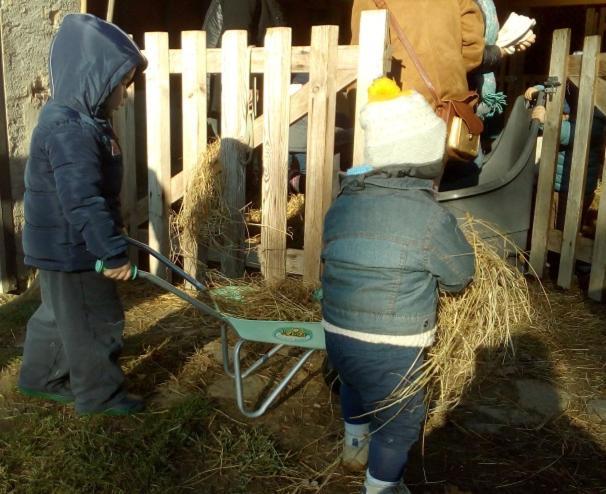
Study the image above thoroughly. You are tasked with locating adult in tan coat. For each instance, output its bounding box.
[351,0,485,108]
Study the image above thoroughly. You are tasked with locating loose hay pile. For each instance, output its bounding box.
[208,218,534,418]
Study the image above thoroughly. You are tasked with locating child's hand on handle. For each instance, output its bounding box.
[103,262,133,281]
[95,259,138,281]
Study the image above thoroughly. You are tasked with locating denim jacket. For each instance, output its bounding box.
[321,174,475,336]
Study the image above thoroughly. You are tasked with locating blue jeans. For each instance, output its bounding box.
[325,331,425,482]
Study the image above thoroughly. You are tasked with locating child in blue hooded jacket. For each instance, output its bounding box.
[321,79,475,494]
[18,14,147,415]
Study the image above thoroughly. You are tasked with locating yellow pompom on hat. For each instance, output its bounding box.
[360,77,447,170]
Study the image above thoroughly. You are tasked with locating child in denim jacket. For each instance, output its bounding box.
[19,14,147,415]
[321,79,475,494]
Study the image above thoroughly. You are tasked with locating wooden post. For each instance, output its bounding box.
[220,30,249,277]
[181,31,208,280]
[261,27,291,284]
[80,0,87,14]
[106,0,116,22]
[302,25,338,285]
[145,32,171,278]
[589,148,606,301]
[353,9,389,166]
[529,29,571,277]
[113,80,137,260]
[0,23,15,293]
[557,35,601,289]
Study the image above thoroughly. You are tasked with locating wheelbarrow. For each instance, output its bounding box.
[97,236,325,418]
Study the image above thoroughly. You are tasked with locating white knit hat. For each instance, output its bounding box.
[360,78,447,172]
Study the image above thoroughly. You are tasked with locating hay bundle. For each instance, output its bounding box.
[245,194,305,225]
[209,218,534,418]
[170,139,230,264]
[385,218,534,417]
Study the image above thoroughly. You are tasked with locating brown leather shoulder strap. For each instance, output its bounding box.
[372,0,441,106]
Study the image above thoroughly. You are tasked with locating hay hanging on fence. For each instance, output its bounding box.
[170,140,231,265]
[590,180,602,212]
[208,217,535,419]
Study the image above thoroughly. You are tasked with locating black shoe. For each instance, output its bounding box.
[79,394,145,416]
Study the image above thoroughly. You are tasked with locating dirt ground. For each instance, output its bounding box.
[0,278,605,494]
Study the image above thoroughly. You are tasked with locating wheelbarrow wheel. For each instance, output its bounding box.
[321,354,341,396]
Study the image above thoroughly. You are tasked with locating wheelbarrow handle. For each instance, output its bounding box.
[123,236,208,293]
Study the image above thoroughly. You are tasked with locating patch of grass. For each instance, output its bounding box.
[0,396,213,494]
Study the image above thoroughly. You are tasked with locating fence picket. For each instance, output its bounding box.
[181,31,208,280]
[302,25,338,284]
[261,28,292,283]
[529,29,571,277]
[557,35,601,289]
[220,30,249,277]
[145,32,171,278]
[353,10,389,166]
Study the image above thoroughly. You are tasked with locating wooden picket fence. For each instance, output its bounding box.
[529,29,606,302]
[112,10,390,285]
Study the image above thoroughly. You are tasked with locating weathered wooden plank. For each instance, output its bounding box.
[113,80,137,261]
[80,0,87,13]
[220,30,249,277]
[558,35,601,289]
[353,10,389,166]
[567,53,606,80]
[589,149,606,301]
[529,29,571,277]
[181,31,208,279]
[145,32,171,278]
[302,25,338,284]
[0,25,15,293]
[548,229,594,264]
[167,45,361,74]
[260,28,291,283]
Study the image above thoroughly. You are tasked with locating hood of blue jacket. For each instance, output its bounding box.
[49,14,147,118]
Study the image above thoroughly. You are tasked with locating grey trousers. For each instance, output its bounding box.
[19,270,126,413]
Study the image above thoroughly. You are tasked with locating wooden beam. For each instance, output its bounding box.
[548,229,594,264]
[558,35,601,289]
[303,25,338,285]
[260,27,291,283]
[166,45,361,75]
[80,0,87,14]
[353,10,389,166]
[567,53,606,80]
[529,29,571,277]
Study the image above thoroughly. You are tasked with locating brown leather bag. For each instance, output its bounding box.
[372,0,484,161]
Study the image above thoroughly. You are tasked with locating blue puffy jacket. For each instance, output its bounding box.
[23,14,146,272]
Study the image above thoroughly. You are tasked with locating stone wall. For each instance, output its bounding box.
[0,0,79,283]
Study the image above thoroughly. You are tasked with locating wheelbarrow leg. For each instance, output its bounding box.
[232,339,316,418]
[221,323,285,379]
